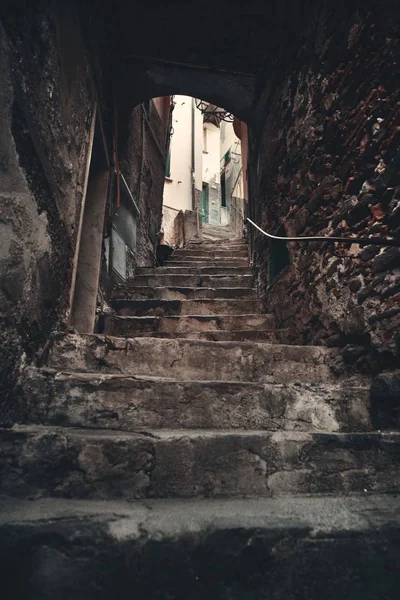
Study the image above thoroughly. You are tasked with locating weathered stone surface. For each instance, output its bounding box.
[252,8,400,366]
[342,344,368,365]
[360,245,380,262]
[137,266,252,275]
[167,259,249,267]
[112,285,257,301]
[0,17,94,424]
[103,313,275,336]
[47,334,337,383]
[370,370,400,430]
[24,370,371,432]
[371,248,400,273]
[1,495,399,600]
[0,425,153,500]
[111,298,261,316]
[132,274,255,288]
[137,329,282,342]
[171,251,248,259]
[1,425,399,499]
[173,249,248,259]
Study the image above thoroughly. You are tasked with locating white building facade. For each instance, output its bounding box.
[161,95,245,244]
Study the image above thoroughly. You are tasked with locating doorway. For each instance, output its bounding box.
[202,183,209,223]
[221,173,226,208]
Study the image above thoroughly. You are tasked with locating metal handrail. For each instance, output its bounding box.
[245,217,399,247]
[119,173,140,216]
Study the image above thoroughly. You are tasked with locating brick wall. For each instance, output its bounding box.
[252,4,399,373]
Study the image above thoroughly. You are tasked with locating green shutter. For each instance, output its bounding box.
[165,149,171,178]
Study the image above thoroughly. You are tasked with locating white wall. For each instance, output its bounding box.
[202,122,221,224]
[194,105,203,193]
[202,122,220,184]
[220,121,241,162]
[163,95,193,212]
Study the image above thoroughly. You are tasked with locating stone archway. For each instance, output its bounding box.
[114,59,257,127]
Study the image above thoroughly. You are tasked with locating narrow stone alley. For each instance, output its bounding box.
[1,0,400,597]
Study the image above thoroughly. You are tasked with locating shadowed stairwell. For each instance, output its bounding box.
[1,225,400,598]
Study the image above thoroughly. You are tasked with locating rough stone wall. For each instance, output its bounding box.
[162,206,201,248]
[121,102,167,268]
[161,205,180,246]
[253,5,399,372]
[0,5,101,424]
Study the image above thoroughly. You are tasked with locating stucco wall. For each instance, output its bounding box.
[163,96,193,212]
[220,121,239,164]
[194,105,203,195]
[202,123,221,224]
[0,6,100,424]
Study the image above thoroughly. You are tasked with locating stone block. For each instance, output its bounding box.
[370,370,400,430]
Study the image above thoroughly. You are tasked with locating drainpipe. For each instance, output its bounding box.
[247,126,254,266]
[191,97,196,211]
[137,104,146,203]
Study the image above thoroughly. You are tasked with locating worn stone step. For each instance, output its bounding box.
[3,493,400,599]
[165,260,249,268]
[136,266,252,275]
[132,329,285,342]
[112,286,257,301]
[26,370,371,433]
[187,243,249,256]
[173,244,248,251]
[170,251,248,258]
[102,314,275,336]
[110,299,261,317]
[187,237,245,245]
[1,425,399,499]
[171,250,248,259]
[132,274,254,288]
[201,234,239,243]
[48,334,337,383]
[1,494,399,600]
[189,242,246,250]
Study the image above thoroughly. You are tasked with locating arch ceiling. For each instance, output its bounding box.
[112,1,310,125]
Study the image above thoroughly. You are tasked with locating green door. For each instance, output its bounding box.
[202,184,208,223]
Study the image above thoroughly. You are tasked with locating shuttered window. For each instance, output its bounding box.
[165,149,171,178]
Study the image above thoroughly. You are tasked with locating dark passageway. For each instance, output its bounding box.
[0,0,400,598]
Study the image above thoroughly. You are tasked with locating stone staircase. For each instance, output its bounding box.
[1,225,400,598]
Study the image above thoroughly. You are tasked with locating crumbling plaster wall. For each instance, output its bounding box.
[252,4,399,372]
[0,7,100,424]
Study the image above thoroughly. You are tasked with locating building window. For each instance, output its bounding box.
[223,149,231,166]
[269,224,290,284]
[165,148,171,178]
